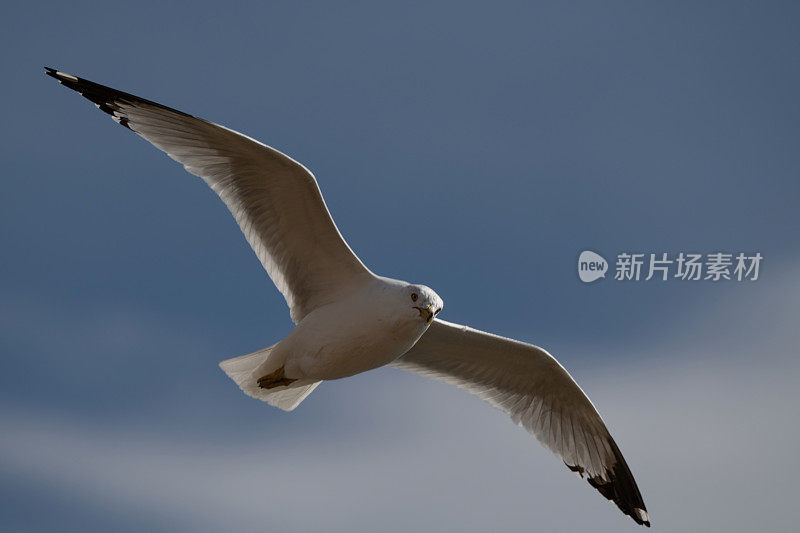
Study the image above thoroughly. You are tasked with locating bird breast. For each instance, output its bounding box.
[282,288,429,381]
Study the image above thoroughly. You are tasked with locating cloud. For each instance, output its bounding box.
[2,346,797,532]
[2,269,799,532]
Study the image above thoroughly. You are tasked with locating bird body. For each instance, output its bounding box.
[271,276,441,382]
[46,67,649,526]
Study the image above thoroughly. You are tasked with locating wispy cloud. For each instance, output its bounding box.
[2,269,798,532]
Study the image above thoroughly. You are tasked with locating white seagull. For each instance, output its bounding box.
[46,68,649,526]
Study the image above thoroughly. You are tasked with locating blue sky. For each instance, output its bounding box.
[2,2,799,531]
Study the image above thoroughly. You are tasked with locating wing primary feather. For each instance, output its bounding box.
[45,67,192,129]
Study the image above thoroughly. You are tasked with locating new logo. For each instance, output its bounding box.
[578,251,608,283]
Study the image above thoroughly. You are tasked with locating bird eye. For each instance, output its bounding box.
[411,292,418,302]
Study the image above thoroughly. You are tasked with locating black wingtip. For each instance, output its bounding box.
[44,67,73,79]
[44,67,194,131]
[565,440,650,526]
[44,67,71,83]
[592,442,649,526]
[44,67,135,129]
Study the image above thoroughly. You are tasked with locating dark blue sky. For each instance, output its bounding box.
[2,2,799,531]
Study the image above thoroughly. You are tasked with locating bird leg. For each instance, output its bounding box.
[257,365,297,389]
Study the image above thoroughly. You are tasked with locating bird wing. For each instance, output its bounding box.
[46,68,372,323]
[390,319,650,526]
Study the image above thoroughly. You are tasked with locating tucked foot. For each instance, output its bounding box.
[257,366,297,389]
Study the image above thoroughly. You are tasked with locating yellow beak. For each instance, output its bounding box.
[413,305,435,324]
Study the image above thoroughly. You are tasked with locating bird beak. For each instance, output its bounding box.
[413,305,435,324]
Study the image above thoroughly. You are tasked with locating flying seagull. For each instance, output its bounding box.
[45,67,649,526]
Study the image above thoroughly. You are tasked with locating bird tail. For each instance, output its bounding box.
[219,344,321,412]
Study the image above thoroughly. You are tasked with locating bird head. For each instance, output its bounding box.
[407,284,443,325]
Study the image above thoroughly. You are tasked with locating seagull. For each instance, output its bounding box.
[46,67,650,527]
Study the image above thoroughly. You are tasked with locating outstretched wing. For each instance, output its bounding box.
[46,68,373,322]
[391,319,650,526]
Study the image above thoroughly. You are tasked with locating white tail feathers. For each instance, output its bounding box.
[219,344,320,411]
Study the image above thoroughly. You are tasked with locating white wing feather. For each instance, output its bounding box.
[46,68,372,322]
[391,319,649,526]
